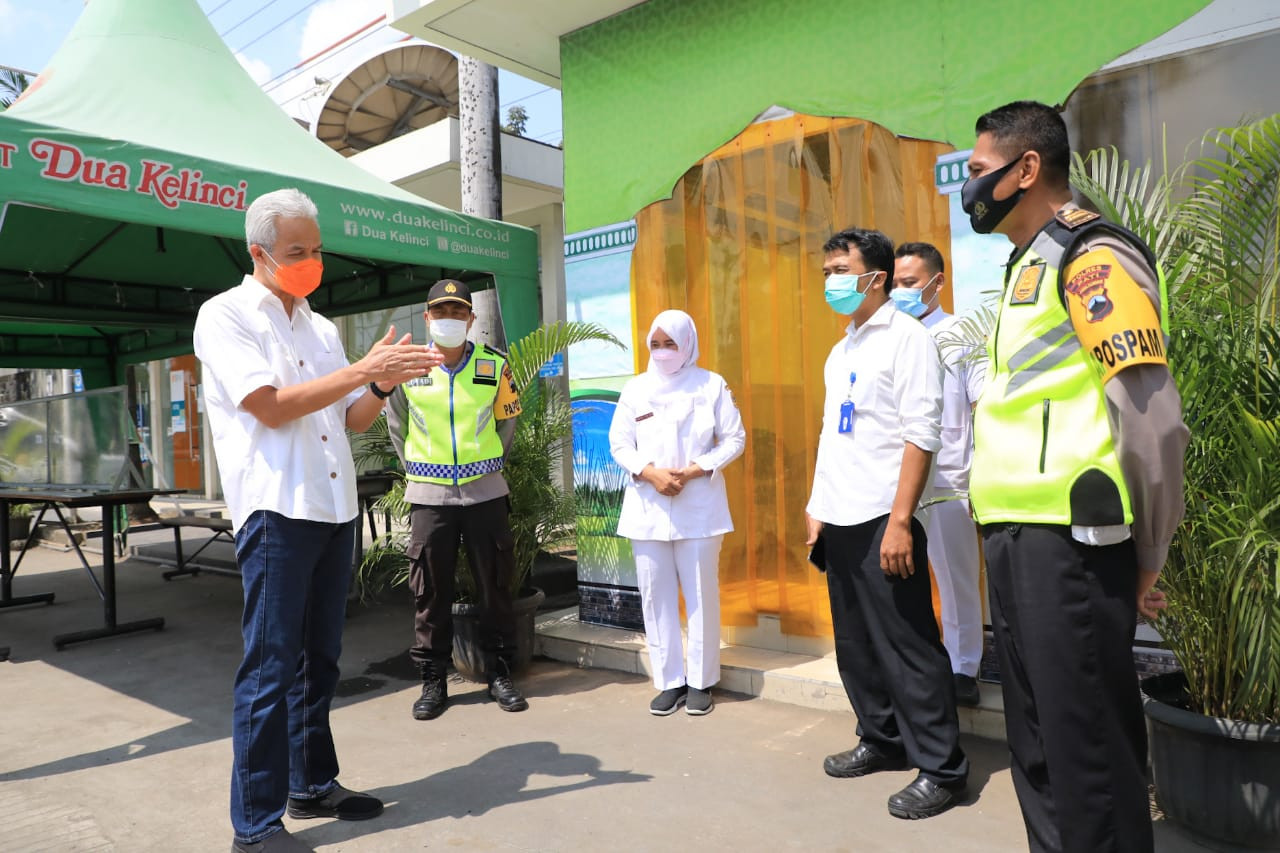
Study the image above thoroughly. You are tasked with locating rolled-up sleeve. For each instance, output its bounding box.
[693,377,746,475]
[193,299,278,407]
[608,388,648,477]
[896,325,944,453]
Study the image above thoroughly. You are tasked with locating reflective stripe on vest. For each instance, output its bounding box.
[969,219,1164,527]
[402,345,506,486]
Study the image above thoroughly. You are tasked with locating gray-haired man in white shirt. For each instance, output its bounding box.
[195,188,442,853]
[805,226,969,820]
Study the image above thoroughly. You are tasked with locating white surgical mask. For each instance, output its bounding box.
[649,348,683,375]
[429,318,468,348]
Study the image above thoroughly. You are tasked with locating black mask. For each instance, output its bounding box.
[960,154,1026,234]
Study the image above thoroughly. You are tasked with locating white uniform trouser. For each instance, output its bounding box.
[925,496,984,678]
[631,536,723,690]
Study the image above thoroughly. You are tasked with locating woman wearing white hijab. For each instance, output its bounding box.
[609,309,746,716]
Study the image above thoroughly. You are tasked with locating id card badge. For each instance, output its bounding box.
[838,400,855,433]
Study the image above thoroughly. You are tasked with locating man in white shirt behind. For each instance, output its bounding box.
[891,242,986,707]
[194,188,442,853]
[806,227,968,820]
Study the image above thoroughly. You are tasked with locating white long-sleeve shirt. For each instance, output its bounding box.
[807,300,944,527]
[922,309,985,493]
[609,366,746,541]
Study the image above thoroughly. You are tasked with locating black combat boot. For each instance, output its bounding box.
[412,659,449,720]
[486,658,528,712]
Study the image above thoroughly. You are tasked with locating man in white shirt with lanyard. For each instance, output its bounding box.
[806,226,969,820]
[891,242,986,707]
[195,188,441,853]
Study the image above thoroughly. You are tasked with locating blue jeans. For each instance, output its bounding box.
[230,510,356,843]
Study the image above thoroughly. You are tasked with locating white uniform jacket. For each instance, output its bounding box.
[609,367,746,541]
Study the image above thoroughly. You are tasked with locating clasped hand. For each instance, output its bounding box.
[359,326,444,386]
[641,463,704,496]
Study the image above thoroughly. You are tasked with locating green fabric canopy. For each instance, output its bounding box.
[0,0,537,386]
[560,0,1213,232]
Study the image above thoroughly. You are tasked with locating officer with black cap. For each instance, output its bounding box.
[382,278,528,717]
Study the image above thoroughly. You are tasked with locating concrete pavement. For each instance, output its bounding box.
[0,535,1227,852]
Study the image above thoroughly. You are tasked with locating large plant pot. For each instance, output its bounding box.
[7,515,31,550]
[1142,671,1280,848]
[451,587,545,682]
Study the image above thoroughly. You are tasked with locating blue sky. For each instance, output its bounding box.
[0,0,563,144]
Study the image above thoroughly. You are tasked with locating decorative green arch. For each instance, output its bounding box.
[561,0,1211,232]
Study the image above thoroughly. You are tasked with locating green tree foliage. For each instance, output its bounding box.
[0,68,30,110]
[1071,117,1280,723]
[502,105,529,136]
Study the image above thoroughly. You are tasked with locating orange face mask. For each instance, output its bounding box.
[264,250,323,299]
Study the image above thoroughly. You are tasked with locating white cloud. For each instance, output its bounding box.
[268,0,402,123]
[235,52,272,86]
[297,0,388,61]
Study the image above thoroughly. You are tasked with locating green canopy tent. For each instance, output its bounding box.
[0,0,538,387]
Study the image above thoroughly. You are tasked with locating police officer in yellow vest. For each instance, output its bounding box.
[962,102,1188,853]
[384,279,528,718]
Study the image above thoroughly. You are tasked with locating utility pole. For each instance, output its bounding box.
[458,56,506,349]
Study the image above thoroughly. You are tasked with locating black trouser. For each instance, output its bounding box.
[983,523,1151,853]
[823,514,968,787]
[407,498,516,667]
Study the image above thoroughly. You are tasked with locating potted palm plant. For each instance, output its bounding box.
[353,320,622,679]
[1066,117,1280,848]
[6,503,33,550]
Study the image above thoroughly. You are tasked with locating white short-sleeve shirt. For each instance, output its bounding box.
[193,276,365,532]
[806,300,944,527]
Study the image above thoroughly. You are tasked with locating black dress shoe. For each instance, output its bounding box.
[887,774,966,819]
[823,743,909,778]
[286,783,384,821]
[488,672,529,712]
[953,673,981,707]
[231,827,313,851]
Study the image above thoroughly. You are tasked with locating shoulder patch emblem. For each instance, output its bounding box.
[475,358,497,378]
[1055,208,1101,230]
[1010,262,1046,305]
[1064,264,1114,322]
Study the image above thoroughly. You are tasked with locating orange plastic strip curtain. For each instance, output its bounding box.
[631,114,953,637]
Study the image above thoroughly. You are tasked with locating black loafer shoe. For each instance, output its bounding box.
[286,783,384,821]
[887,774,965,819]
[823,743,909,778]
[953,674,981,707]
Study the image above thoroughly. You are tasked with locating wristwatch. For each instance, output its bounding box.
[368,381,393,400]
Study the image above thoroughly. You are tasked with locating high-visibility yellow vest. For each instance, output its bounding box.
[403,344,508,486]
[969,211,1168,526]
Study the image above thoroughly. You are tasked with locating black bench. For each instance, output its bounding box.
[158,516,238,580]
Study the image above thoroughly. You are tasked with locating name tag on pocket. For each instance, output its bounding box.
[635,412,654,422]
